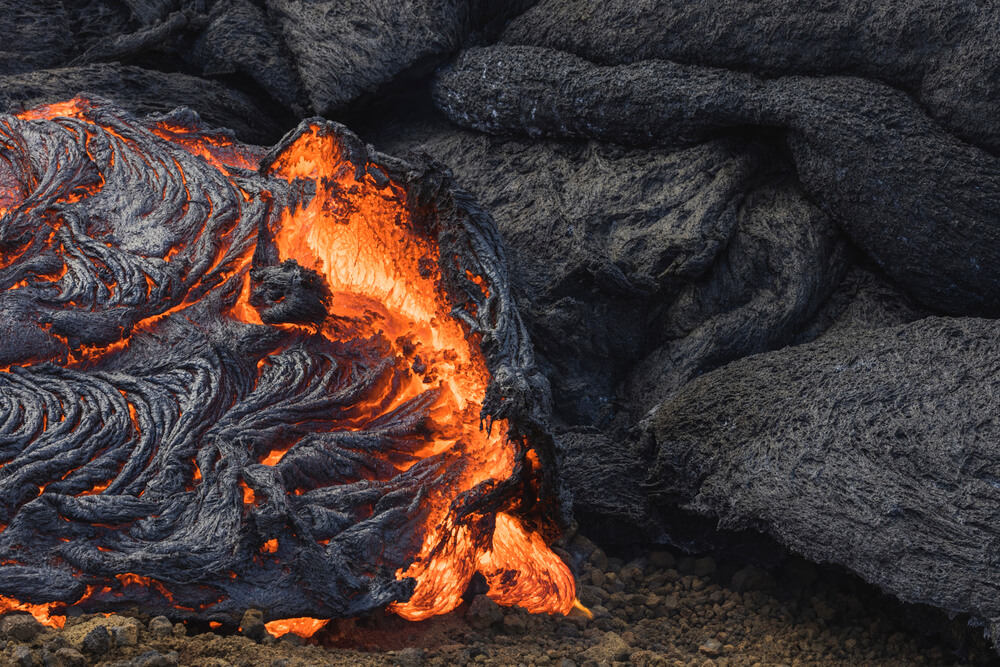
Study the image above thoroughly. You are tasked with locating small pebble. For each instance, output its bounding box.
[466,595,503,630]
[11,645,33,667]
[395,647,425,667]
[148,615,173,637]
[111,623,139,647]
[502,613,526,634]
[0,614,43,642]
[699,638,723,657]
[82,625,111,656]
[54,648,86,667]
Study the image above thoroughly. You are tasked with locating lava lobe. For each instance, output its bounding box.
[0,97,573,632]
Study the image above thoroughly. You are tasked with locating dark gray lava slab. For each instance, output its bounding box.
[501,0,1000,153]
[370,109,845,429]
[434,45,1000,316]
[647,316,1000,650]
[265,0,536,116]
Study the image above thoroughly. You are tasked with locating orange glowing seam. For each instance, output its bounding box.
[258,126,575,621]
[0,596,65,629]
[265,617,328,638]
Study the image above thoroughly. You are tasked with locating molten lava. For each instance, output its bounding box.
[0,97,574,634]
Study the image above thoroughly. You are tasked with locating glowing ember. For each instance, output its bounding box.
[0,97,574,634]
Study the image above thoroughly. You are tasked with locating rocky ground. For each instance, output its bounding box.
[2,531,995,667]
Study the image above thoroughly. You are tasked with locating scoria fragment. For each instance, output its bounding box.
[0,97,572,628]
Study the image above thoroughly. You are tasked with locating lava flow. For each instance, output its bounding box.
[0,97,574,635]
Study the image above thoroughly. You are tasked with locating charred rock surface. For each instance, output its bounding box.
[645,316,1000,651]
[793,266,933,346]
[434,45,1000,316]
[265,0,537,117]
[0,0,541,129]
[501,0,1000,153]
[369,105,846,431]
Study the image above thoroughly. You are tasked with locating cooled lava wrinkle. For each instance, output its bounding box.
[0,97,573,631]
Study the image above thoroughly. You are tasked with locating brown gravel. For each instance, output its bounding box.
[2,532,997,667]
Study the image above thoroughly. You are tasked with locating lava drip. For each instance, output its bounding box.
[0,97,574,632]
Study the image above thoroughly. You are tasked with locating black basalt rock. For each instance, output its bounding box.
[371,94,846,430]
[501,0,1000,153]
[434,45,1000,317]
[646,316,1000,652]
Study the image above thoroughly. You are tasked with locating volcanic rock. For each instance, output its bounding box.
[183,0,309,115]
[110,624,138,648]
[793,266,931,346]
[11,645,33,667]
[52,648,85,667]
[698,638,722,657]
[0,0,130,76]
[264,0,536,116]
[0,0,543,125]
[148,617,173,637]
[501,612,527,635]
[370,104,846,429]
[466,595,503,630]
[0,97,567,624]
[0,64,282,144]
[394,647,425,667]
[434,45,1000,316]
[646,316,1000,651]
[240,609,266,642]
[81,626,111,655]
[578,631,631,663]
[127,651,179,667]
[0,614,43,642]
[501,0,1000,152]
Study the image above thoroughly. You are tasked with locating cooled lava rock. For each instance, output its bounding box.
[501,0,1000,153]
[0,0,540,125]
[645,316,1000,652]
[0,64,283,144]
[369,107,847,431]
[434,44,1000,317]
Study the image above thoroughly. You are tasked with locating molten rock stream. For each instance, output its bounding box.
[0,97,574,635]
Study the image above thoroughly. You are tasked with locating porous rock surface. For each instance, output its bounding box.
[0,63,282,147]
[646,316,1000,649]
[434,45,1000,317]
[501,0,1000,153]
[369,106,846,430]
[0,0,539,127]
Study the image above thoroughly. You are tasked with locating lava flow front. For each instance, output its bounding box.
[0,97,574,633]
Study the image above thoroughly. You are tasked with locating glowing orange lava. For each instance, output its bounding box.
[261,125,575,621]
[0,100,575,636]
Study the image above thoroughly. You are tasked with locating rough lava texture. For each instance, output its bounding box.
[647,316,1000,652]
[0,0,538,127]
[433,45,1000,316]
[368,104,846,432]
[5,0,1000,657]
[0,98,556,624]
[501,0,1000,153]
[265,0,537,116]
[0,64,283,150]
